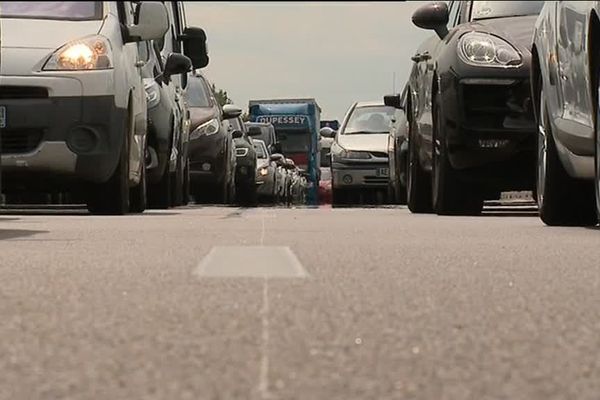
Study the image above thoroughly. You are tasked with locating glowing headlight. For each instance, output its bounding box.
[190,118,220,140]
[43,35,113,71]
[259,167,269,176]
[458,32,521,67]
[144,78,161,109]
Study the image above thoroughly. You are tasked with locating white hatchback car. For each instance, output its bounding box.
[0,1,169,214]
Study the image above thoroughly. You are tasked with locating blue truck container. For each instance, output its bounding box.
[248,98,321,205]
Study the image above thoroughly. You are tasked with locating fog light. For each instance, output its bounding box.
[202,163,211,171]
[343,174,353,184]
[67,126,98,154]
[478,139,510,149]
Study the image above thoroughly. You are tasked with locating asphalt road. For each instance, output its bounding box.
[0,205,599,400]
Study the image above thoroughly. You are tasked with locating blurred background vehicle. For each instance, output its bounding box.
[227,109,260,205]
[384,86,409,205]
[328,101,394,206]
[532,1,600,226]
[406,1,542,215]
[253,139,285,204]
[245,122,281,155]
[141,41,192,209]
[185,72,237,204]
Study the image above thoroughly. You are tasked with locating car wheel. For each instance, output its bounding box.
[148,164,171,209]
[181,158,190,206]
[537,87,597,226]
[406,114,433,214]
[129,148,147,214]
[432,93,482,216]
[87,121,130,215]
[170,154,184,207]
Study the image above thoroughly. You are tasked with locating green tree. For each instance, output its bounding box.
[211,83,233,107]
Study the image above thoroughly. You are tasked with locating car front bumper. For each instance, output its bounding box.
[188,132,229,185]
[331,162,389,189]
[1,74,127,191]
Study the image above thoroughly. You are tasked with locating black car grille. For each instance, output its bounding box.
[1,129,44,154]
[461,81,535,132]
[0,86,48,99]
[370,151,388,158]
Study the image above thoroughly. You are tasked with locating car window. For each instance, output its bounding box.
[447,1,461,28]
[343,106,395,135]
[254,142,268,159]
[470,1,544,20]
[185,77,213,108]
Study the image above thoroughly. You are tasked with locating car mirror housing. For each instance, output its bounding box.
[127,2,169,42]
[164,53,192,80]
[180,27,209,69]
[222,105,243,120]
[384,94,404,110]
[412,2,449,39]
[231,130,244,139]
[319,127,336,138]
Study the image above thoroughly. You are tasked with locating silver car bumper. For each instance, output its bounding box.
[331,162,389,189]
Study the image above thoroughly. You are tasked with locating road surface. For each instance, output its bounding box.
[0,205,599,400]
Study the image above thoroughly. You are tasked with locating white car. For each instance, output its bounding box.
[253,139,286,203]
[0,1,168,214]
[326,101,394,205]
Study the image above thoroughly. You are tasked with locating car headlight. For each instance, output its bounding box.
[190,118,220,140]
[458,32,521,67]
[43,35,113,71]
[259,167,270,176]
[144,78,161,109]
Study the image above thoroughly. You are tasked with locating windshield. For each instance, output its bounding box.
[185,76,213,108]
[0,1,102,20]
[343,106,395,134]
[277,129,310,154]
[471,1,544,20]
[254,142,268,159]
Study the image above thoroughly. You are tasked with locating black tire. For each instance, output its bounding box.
[432,93,483,216]
[148,165,171,209]
[182,158,190,206]
[332,188,348,206]
[171,156,184,207]
[129,154,147,214]
[406,114,433,214]
[87,128,130,215]
[537,87,596,226]
[237,178,257,206]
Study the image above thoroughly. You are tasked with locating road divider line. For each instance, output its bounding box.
[258,277,270,399]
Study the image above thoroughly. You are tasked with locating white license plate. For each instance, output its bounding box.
[377,168,389,177]
[0,106,6,128]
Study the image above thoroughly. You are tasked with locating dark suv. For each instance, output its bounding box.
[228,114,260,205]
[186,72,238,203]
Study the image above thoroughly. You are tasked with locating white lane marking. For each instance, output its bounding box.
[258,277,270,399]
[260,211,266,246]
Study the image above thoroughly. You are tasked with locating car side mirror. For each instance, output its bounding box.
[127,2,169,43]
[248,126,262,137]
[180,27,209,69]
[412,2,449,40]
[164,53,192,81]
[231,130,243,139]
[320,127,336,138]
[222,104,242,120]
[270,153,284,163]
[384,94,404,110]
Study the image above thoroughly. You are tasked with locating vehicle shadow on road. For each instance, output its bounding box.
[0,229,49,240]
[481,211,539,217]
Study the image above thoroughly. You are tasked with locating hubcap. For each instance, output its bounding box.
[537,90,548,208]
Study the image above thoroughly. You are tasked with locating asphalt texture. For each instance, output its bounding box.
[0,204,599,400]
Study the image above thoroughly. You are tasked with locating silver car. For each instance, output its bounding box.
[532,1,600,226]
[326,101,394,205]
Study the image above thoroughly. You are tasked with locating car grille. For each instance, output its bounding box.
[0,86,48,99]
[1,129,44,154]
[364,177,388,185]
[461,80,535,132]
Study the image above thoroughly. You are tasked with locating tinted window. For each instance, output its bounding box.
[277,129,311,153]
[254,142,268,159]
[185,77,213,108]
[343,106,395,134]
[471,1,544,20]
[0,1,102,20]
[447,1,460,28]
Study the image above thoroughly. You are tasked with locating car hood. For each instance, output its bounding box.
[471,15,538,52]
[190,106,219,131]
[337,133,389,152]
[0,18,104,49]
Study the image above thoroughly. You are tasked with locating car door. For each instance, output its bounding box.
[555,1,595,153]
[413,1,462,169]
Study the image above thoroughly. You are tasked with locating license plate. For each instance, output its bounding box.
[0,106,6,128]
[377,168,389,177]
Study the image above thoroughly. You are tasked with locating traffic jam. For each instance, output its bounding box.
[2,1,600,398]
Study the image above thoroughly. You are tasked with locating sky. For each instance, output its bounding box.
[184,1,432,121]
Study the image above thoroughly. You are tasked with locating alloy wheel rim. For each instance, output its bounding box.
[537,91,548,208]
